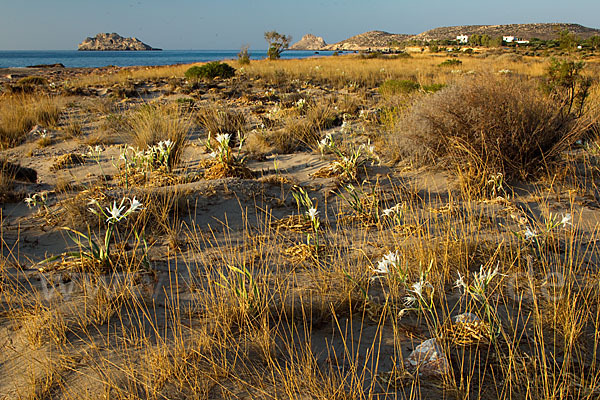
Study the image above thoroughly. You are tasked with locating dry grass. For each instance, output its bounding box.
[126,103,193,169]
[196,105,247,140]
[0,94,64,148]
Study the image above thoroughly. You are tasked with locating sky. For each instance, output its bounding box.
[1,0,599,50]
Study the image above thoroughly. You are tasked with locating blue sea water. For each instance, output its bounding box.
[0,50,336,68]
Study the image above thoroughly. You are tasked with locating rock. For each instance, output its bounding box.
[289,34,327,51]
[78,33,161,51]
[323,31,412,51]
[26,63,65,68]
[0,160,37,183]
[404,338,449,377]
[453,312,480,324]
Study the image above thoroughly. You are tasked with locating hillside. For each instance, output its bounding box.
[323,31,412,51]
[413,23,600,41]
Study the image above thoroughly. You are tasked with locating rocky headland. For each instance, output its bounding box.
[78,33,161,51]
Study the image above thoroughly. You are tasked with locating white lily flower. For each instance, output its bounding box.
[105,199,127,224]
[215,133,231,145]
[523,227,537,240]
[306,207,319,220]
[560,213,572,227]
[372,260,390,274]
[404,296,417,307]
[455,272,467,292]
[128,197,144,213]
[411,281,425,298]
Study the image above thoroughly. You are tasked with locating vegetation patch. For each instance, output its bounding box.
[185,62,236,80]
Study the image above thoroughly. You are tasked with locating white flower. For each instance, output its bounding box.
[372,260,390,274]
[560,213,572,227]
[128,197,144,213]
[382,208,394,217]
[24,196,35,208]
[455,272,467,292]
[215,133,231,145]
[404,296,417,307]
[411,281,425,298]
[105,200,127,224]
[372,251,400,275]
[306,207,319,220]
[522,226,537,240]
[382,204,402,217]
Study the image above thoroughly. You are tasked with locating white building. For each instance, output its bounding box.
[456,35,469,44]
[503,36,515,43]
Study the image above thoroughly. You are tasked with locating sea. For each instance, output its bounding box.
[0,50,336,69]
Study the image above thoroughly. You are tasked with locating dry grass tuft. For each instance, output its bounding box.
[0,94,63,148]
[126,103,192,169]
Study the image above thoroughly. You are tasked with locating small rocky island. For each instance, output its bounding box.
[78,33,161,51]
[289,34,327,50]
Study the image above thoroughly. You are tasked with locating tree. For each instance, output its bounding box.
[588,35,600,50]
[264,31,291,60]
[558,29,578,52]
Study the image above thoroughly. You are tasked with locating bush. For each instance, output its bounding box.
[185,62,235,80]
[396,74,587,189]
[439,58,462,67]
[238,46,250,65]
[421,83,446,93]
[379,79,420,96]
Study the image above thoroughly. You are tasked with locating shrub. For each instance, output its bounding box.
[185,62,235,80]
[238,45,251,65]
[439,58,462,67]
[378,79,420,96]
[396,74,588,189]
[421,83,446,93]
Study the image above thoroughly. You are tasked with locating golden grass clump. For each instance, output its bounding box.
[0,94,63,148]
[126,103,192,169]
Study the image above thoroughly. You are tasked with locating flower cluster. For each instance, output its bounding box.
[120,140,175,173]
[88,196,144,225]
[517,212,572,242]
[455,264,503,302]
[25,192,48,209]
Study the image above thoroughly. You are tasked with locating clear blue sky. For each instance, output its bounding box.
[1,0,599,50]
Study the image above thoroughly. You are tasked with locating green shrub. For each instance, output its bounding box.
[185,62,236,80]
[421,83,446,93]
[378,79,420,96]
[439,58,462,67]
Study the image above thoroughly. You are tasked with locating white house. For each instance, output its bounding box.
[456,35,469,44]
[503,36,515,43]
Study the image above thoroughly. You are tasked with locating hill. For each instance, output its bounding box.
[413,23,600,41]
[323,31,412,51]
